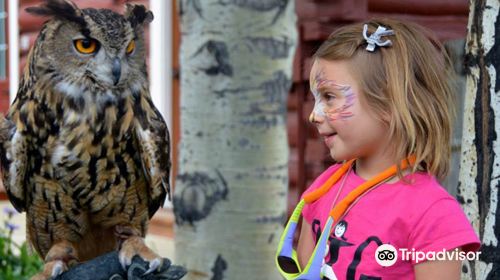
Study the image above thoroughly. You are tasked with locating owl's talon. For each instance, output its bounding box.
[31,260,68,280]
[119,251,133,270]
[51,260,67,277]
[118,232,162,273]
[143,258,162,275]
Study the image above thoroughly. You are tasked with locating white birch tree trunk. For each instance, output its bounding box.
[173,0,297,279]
[460,0,499,279]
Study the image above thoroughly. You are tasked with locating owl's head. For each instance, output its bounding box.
[26,0,153,89]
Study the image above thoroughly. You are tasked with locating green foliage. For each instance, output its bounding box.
[0,207,43,280]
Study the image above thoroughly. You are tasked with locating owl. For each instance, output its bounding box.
[0,0,170,279]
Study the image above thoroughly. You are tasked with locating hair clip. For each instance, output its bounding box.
[362,24,395,52]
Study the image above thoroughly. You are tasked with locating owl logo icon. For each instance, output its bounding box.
[375,244,398,267]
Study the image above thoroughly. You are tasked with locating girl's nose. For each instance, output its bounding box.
[309,112,324,124]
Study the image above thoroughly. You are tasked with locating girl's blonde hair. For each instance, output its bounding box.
[314,18,455,180]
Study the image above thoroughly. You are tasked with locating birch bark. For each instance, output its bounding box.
[460,0,499,279]
[173,1,297,279]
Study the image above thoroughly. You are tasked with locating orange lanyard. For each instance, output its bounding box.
[303,156,416,222]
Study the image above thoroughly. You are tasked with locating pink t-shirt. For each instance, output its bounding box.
[301,164,481,280]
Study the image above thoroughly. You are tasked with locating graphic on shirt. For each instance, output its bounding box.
[322,262,338,280]
[313,218,383,280]
[335,221,348,238]
[347,236,383,280]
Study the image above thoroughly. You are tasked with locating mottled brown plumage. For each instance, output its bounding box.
[0,0,170,278]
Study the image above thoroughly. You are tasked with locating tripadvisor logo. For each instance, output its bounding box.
[375,244,481,266]
[375,244,398,267]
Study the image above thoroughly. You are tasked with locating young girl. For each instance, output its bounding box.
[276,19,480,280]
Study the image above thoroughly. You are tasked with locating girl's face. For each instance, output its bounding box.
[309,59,390,162]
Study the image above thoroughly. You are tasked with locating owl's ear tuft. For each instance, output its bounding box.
[26,0,86,27]
[125,4,154,27]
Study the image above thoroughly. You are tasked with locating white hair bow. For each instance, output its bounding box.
[362,24,395,52]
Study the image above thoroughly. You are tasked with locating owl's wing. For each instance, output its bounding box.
[133,95,170,218]
[0,81,31,213]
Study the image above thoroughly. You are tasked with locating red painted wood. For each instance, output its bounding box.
[0,81,9,113]
[287,112,298,147]
[370,13,469,40]
[301,15,467,43]
[368,0,468,15]
[292,37,303,83]
[289,147,299,185]
[0,80,8,92]
[297,0,368,21]
[287,89,298,111]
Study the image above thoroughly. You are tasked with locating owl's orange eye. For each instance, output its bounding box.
[126,40,135,55]
[74,38,99,54]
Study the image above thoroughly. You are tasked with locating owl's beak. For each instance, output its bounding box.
[112,57,121,86]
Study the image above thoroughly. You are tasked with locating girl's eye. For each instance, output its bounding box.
[74,38,100,54]
[126,40,135,55]
[322,92,336,102]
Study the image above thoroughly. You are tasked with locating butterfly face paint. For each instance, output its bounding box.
[310,69,356,122]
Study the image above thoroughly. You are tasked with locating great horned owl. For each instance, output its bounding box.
[0,1,170,279]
